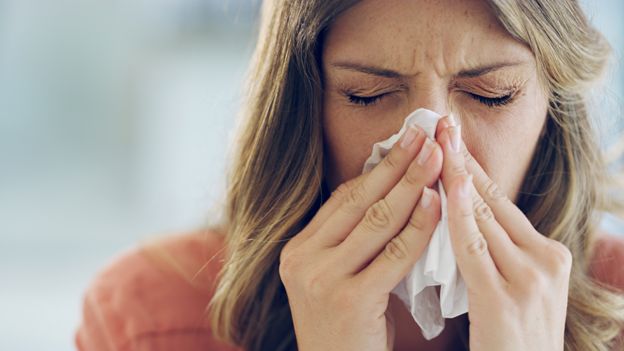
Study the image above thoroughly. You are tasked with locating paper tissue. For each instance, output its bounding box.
[361,108,468,340]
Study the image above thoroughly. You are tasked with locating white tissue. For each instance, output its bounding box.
[361,108,468,340]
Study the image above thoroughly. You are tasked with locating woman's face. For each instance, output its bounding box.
[321,0,549,203]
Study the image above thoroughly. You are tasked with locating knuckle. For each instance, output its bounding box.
[521,267,547,292]
[403,166,423,186]
[459,205,474,218]
[332,182,352,199]
[462,147,473,162]
[333,178,359,200]
[484,179,507,202]
[363,199,393,231]
[464,232,488,256]
[279,245,292,264]
[545,240,573,274]
[278,252,300,283]
[472,197,494,222]
[382,151,401,170]
[344,184,368,212]
[451,165,468,177]
[406,212,427,232]
[303,270,331,297]
[384,235,410,261]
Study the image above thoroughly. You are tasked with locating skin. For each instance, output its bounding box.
[278,0,572,350]
[321,0,548,202]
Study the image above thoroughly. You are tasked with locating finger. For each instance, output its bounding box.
[447,174,504,290]
[354,186,441,294]
[437,118,523,280]
[460,139,546,248]
[435,116,451,141]
[468,188,525,280]
[287,176,365,250]
[337,138,443,272]
[311,125,428,247]
[437,114,468,182]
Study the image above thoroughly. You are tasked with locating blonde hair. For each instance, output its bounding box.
[208,0,624,350]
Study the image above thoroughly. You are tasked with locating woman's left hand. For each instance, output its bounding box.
[434,115,572,351]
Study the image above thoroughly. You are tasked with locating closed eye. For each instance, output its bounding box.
[346,93,388,106]
[468,92,514,107]
[345,91,516,107]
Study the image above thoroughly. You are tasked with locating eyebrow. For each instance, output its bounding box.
[330,61,526,79]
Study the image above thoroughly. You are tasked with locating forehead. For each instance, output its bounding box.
[323,0,533,77]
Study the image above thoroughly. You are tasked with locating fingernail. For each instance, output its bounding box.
[448,124,461,153]
[420,187,433,208]
[416,137,435,166]
[400,126,420,149]
[447,112,458,127]
[459,174,473,198]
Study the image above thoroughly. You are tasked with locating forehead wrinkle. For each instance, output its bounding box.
[324,0,535,83]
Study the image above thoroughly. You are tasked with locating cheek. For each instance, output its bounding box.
[322,110,370,190]
[462,97,547,202]
[465,131,526,202]
[322,100,405,189]
[323,118,370,187]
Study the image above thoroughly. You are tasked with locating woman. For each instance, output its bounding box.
[75,0,624,350]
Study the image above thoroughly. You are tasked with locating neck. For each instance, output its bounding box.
[389,290,468,351]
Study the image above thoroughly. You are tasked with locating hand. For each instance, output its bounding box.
[279,125,443,351]
[435,116,572,351]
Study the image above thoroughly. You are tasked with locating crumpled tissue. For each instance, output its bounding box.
[361,108,468,340]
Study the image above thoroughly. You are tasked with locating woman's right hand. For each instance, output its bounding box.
[279,124,444,351]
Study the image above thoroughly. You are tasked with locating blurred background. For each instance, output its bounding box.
[0,1,622,350]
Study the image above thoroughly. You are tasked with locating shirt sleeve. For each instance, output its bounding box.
[75,275,130,351]
[74,231,244,351]
[74,284,238,351]
[589,234,624,350]
[591,234,624,292]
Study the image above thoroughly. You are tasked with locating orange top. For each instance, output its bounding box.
[75,230,624,351]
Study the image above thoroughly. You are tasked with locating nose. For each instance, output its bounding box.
[406,81,451,118]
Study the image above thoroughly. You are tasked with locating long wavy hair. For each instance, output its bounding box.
[207,0,624,350]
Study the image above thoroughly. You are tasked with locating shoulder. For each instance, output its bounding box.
[589,230,624,293]
[75,228,242,351]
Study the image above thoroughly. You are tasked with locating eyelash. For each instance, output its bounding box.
[346,93,387,106]
[346,91,515,107]
[467,92,514,107]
